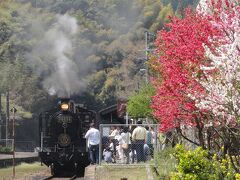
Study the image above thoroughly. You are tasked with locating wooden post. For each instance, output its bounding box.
[6,90,9,142]
[11,107,17,178]
[0,93,1,139]
[0,93,1,115]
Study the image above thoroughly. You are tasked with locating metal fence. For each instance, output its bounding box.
[99,124,161,166]
[15,141,35,152]
[0,139,35,152]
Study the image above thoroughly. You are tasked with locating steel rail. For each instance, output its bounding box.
[70,174,77,180]
[42,175,55,180]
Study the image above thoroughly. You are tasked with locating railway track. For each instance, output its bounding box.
[2,163,94,179]
[22,169,84,180]
[42,175,55,180]
[70,175,77,180]
[42,174,82,180]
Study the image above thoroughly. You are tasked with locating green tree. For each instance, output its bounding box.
[5,0,198,112]
[127,84,155,119]
[0,1,51,113]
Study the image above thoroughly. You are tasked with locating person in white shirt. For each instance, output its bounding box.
[121,126,131,164]
[110,126,120,137]
[85,123,100,164]
[103,147,113,163]
[115,131,124,162]
[109,126,120,162]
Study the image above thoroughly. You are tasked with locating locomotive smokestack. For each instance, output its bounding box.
[59,97,70,104]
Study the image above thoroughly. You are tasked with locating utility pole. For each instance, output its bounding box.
[145,31,149,83]
[144,31,156,84]
[140,69,148,84]
[11,107,17,179]
[135,31,156,89]
[6,90,9,144]
[145,31,148,60]
[0,93,1,139]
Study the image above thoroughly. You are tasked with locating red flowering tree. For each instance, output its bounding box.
[151,8,222,147]
[151,1,240,172]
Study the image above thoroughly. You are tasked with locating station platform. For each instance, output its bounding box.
[84,165,96,180]
[0,152,38,160]
[0,152,39,168]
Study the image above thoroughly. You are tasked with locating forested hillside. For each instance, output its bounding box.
[0,0,198,116]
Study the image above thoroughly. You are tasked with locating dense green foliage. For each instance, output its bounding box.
[0,0,198,116]
[0,1,53,114]
[127,84,155,119]
[171,144,237,180]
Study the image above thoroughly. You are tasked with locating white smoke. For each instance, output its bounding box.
[26,14,88,97]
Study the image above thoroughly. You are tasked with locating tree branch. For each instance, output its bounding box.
[176,127,200,146]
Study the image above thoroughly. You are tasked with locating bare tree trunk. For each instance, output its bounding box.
[196,118,205,149]
[176,127,200,146]
[206,127,212,150]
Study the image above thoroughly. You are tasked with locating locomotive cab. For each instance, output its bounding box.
[39,98,96,176]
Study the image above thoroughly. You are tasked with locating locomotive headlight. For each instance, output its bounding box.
[61,103,69,111]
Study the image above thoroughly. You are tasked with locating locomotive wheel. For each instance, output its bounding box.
[50,164,55,176]
[77,166,85,176]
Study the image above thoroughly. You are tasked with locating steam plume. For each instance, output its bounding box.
[27,14,87,97]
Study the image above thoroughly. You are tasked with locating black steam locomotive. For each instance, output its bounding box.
[38,98,96,176]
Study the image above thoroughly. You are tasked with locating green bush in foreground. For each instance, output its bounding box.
[171,144,236,180]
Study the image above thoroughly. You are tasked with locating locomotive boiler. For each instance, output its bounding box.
[38,98,96,176]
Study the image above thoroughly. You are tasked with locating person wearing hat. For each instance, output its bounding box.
[132,120,147,162]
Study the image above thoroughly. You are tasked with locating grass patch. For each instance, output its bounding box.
[0,162,48,179]
[97,148,176,180]
[96,165,148,180]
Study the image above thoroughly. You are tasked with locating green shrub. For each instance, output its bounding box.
[236,173,240,180]
[212,153,236,179]
[171,144,236,180]
[0,146,12,153]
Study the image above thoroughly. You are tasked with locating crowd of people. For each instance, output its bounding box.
[84,121,157,165]
[102,120,156,164]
